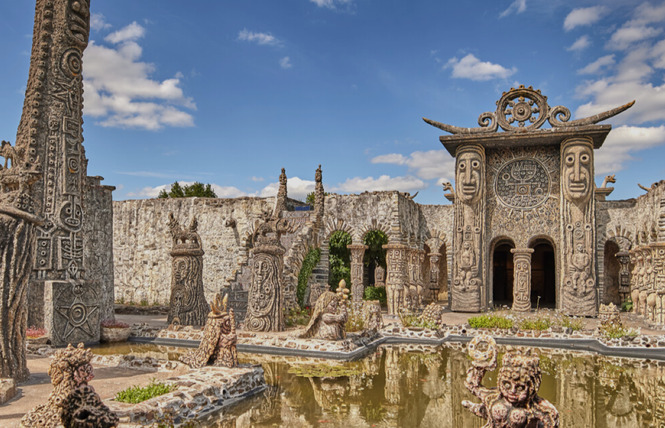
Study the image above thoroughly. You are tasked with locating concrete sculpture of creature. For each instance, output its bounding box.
[300,291,348,340]
[462,335,559,427]
[180,293,238,368]
[21,343,118,428]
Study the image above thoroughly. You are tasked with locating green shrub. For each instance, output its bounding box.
[363,286,387,305]
[621,299,633,312]
[600,323,638,339]
[329,231,351,290]
[398,310,439,330]
[285,307,311,327]
[345,306,365,332]
[518,316,552,331]
[297,248,321,308]
[468,314,514,329]
[559,315,583,331]
[115,379,177,404]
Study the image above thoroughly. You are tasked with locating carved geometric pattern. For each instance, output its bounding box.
[495,158,551,209]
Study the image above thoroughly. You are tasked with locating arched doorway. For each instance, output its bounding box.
[603,240,621,305]
[492,240,515,307]
[530,240,556,308]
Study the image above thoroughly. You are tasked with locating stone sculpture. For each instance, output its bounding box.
[420,302,445,327]
[180,294,238,368]
[167,213,209,326]
[300,291,348,340]
[462,335,559,427]
[374,264,386,288]
[348,244,367,302]
[511,248,534,312]
[384,243,407,315]
[452,145,485,312]
[363,300,383,331]
[0,139,41,382]
[314,164,325,223]
[21,343,118,428]
[561,138,597,316]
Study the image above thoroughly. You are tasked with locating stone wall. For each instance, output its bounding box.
[113,197,274,305]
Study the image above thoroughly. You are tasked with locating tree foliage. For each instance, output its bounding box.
[297,248,321,308]
[305,191,329,206]
[328,230,351,291]
[363,230,388,269]
[158,182,218,198]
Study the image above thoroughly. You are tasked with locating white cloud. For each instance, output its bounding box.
[126,181,248,199]
[499,0,527,18]
[607,25,662,50]
[105,21,145,44]
[371,150,455,181]
[310,0,353,10]
[567,35,591,52]
[563,6,607,31]
[250,176,264,182]
[445,54,516,81]
[280,56,293,69]
[259,177,315,201]
[237,29,280,46]
[594,125,665,175]
[332,175,426,193]
[83,22,195,131]
[578,54,615,74]
[90,13,111,31]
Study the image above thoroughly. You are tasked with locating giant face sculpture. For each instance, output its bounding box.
[561,139,593,204]
[456,145,484,204]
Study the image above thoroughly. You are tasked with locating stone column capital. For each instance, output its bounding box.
[510,247,534,256]
[347,244,368,251]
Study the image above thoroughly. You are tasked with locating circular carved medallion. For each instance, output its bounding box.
[495,158,550,209]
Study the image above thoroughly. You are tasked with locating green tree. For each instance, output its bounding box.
[363,230,388,287]
[328,230,351,291]
[158,182,218,198]
[305,191,329,206]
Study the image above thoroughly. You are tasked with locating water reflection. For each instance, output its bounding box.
[201,344,665,428]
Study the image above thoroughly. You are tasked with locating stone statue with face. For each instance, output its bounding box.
[455,145,485,205]
[561,139,593,205]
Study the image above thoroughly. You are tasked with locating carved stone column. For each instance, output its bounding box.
[560,137,597,316]
[615,250,631,304]
[384,243,407,315]
[347,244,367,303]
[428,252,442,302]
[166,214,209,326]
[452,144,486,312]
[511,248,534,312]
[651,243,665,324]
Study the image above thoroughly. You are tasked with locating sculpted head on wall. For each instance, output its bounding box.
[561,138,593,205]
[455,145,485,205]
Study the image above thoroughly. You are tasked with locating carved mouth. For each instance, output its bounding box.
[569,183,586,192]
[461,185,476,194]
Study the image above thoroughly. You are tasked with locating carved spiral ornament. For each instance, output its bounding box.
[61,49,83,78]
[496,87,548,131]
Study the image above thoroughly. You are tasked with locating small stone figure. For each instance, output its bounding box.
[374,265,386,288]
[420,302,445,327]
[180,294,238,369]
[300,291,348,340]
[21,343,118,428]
[462,335,559,428]
[363,300,383,332]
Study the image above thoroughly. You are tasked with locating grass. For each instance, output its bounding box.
[600,323,638,339]
[517,316,552,331]
[398,310,440,330]
[284,307,311,327]
[115,379,177,404]
[345,306,365,332]
[468,314,514,329]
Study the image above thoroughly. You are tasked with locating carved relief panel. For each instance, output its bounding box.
[451,144,485,312]
[560,137,597,316]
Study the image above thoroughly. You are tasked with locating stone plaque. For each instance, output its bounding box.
[45,281,100,346]
[495,158,550,209]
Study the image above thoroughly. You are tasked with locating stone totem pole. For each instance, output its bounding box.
[166,214,209,326]
[452,145,486,312]
[245,169,288,331]
[511,248,534,312]
[384,243,407,315]
[13,0,106,346]
[347,243,367,303]
[560,138,597,316]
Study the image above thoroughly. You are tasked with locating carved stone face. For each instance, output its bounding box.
[456,149,483,204]
[499,375,531,406]
[562,140,592,204]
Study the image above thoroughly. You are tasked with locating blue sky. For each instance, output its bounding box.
[1,0,664,204]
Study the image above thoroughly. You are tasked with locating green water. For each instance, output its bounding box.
[91,343,665,427]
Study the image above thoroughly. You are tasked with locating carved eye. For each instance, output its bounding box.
[459,163,466,170]
[580,154,590,163]
[471,160,480,168]
[566,155,575,164]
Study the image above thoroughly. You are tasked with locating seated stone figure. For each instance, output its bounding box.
[300,291,348,340]
[180,293,238,368]
[462,335,559,428]
[21,343,118,428]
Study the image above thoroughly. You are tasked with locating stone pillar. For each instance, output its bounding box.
[245,218,287,332]
[511,248,534,312]
[428,252,442,302]
[347,244,367,303]
[615,250,631,304]
[560,137,597,316]
[166,214,209,326]
[452,144,486,312]
[651,243,665,324]
[384,243,407,315]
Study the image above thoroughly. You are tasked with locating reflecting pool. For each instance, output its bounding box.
[90,342,665,427]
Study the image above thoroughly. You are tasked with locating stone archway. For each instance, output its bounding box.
[530,239,556,308]
[603,240,622,305]
[492,239,515,308]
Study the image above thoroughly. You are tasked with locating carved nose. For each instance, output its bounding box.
[573,159,581,181]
